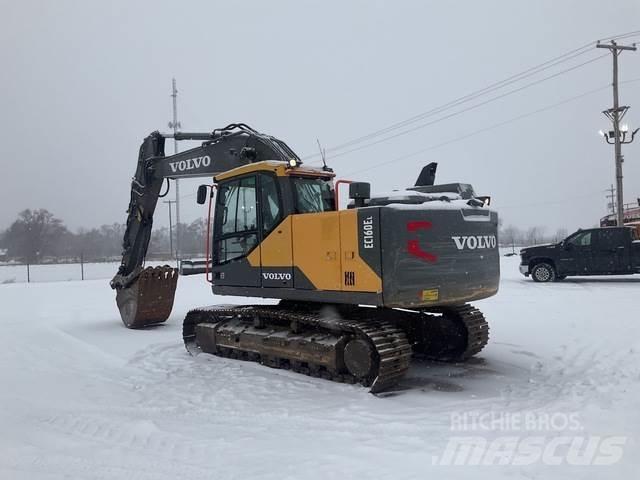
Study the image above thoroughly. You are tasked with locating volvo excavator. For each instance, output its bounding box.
[111,123,500,393]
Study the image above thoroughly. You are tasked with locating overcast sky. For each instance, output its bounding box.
[1,0,639,234]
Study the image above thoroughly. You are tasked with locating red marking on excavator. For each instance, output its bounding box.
[406,221,437,262]
[407,220,432,232]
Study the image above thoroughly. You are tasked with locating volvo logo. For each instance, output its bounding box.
[452,235,497,250]
[169,155,211,173]
[262,272,292,281]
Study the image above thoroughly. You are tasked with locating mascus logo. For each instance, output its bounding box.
[452,235,497,250]
[169,155,211,173]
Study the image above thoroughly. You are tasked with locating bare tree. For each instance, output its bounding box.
[180,219,207,256]
[552,228,568,243]
[524,226,546,246]
[148,226,171,257]
[500,224,519,244]
[500,224,521,253]
[3,209,69,262]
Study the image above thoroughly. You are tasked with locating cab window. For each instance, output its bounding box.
[213,176,258,264]
[597,228,624,248]
[260,174,281,236]
[292,177,334,213]
[567,231,592,247]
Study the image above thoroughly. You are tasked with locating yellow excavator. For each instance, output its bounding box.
[111,123,499,392]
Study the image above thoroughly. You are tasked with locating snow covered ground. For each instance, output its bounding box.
[1,256,639,479]
[0,261,170,284]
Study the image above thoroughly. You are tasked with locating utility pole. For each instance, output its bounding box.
[168,78,182,262]
[597,40,638,226]
[606,184,616,216]
[163,200,176,260]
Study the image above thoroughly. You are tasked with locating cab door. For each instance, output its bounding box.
[560,230,594,275]
[210,175,261,287]
[256,173,294,288]
[592,228,630,274]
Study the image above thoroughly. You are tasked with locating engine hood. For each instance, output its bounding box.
[520,243,559,256]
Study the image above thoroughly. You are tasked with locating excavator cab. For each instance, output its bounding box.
[203,162,337,290]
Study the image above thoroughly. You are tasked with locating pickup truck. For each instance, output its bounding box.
[519,226,640,282]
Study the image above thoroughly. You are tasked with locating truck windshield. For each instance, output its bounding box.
[292,177,334,213]
[567,231,592,247]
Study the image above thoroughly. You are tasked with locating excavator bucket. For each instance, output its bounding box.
[115,266,178,328]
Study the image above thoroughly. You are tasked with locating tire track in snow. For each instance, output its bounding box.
[39,413,216,467]
[496,338,640,413]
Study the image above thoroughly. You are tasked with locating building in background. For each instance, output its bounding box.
[600,198,640,228]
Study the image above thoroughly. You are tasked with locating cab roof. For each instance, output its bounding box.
[214,160,335,182]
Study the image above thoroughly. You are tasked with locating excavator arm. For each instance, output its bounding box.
[110,123,299,328]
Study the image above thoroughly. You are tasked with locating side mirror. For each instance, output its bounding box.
[564,242,574,251]
[196,185,209,205]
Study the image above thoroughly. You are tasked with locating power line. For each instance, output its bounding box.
[172,78,640,194]
[605,184,616,215]
[304,29,640,161]
[319,54,609,164]
[607,31,640,42]
[341,78,640,177]
[496,189,606,210]
[311,49,594,158]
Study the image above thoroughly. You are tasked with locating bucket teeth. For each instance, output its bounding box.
[116,266,178,328]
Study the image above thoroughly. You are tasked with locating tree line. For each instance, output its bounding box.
[0,208,576,264]
[0,209,207,264]
[499,224,570,249]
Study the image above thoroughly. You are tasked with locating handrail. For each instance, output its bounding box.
[205,185,217,284]
[334,179,353,211]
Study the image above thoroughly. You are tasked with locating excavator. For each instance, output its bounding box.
[111,123,500,393]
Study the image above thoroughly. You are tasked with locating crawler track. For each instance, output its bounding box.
[182,303,489,393]
[183,305,412,393]
[444,304,490,360]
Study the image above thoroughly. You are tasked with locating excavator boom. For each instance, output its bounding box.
[111,124,299,327]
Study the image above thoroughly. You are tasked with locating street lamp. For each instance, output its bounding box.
[598,124,639,145]
[599,115,639,227]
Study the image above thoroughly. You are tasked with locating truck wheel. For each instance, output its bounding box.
[531,263,555,283]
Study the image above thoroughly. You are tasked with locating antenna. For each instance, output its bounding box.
[316,138,331,171]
